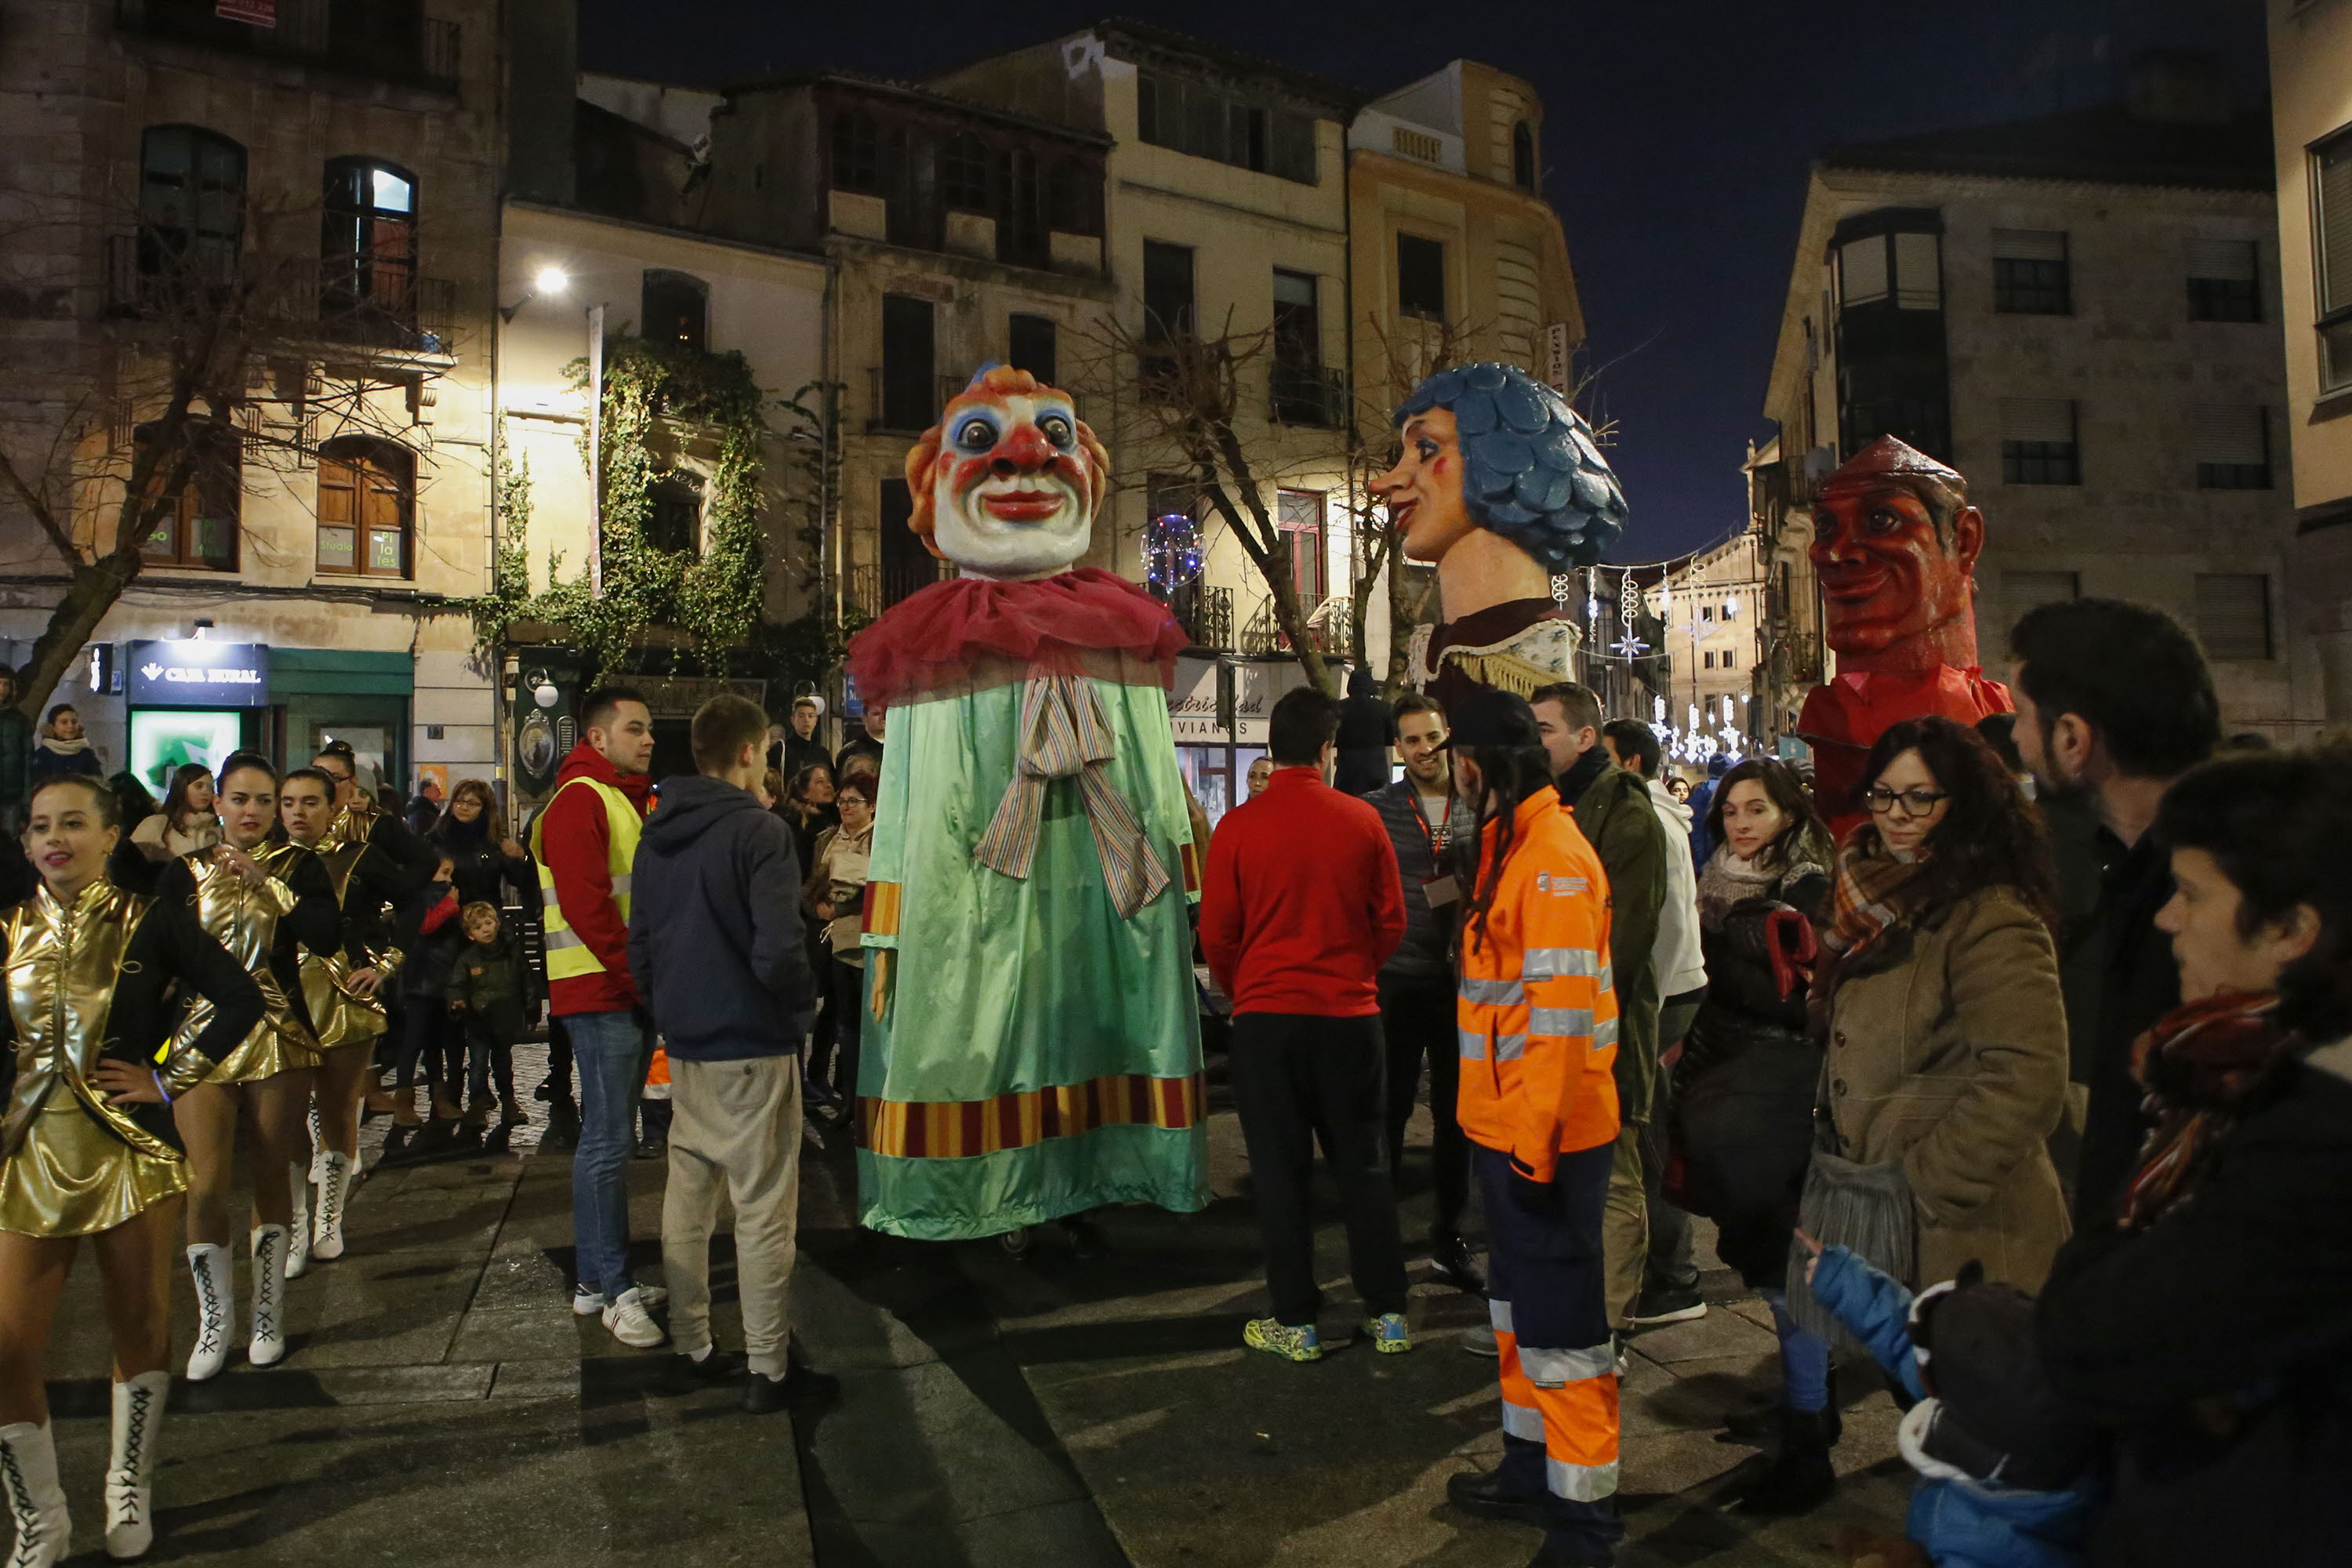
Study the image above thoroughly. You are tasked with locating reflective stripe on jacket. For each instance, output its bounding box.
[1454,785,1621,1180]
[529,775,641,982]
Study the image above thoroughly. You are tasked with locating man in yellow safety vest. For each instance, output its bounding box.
[528,684,664,1349]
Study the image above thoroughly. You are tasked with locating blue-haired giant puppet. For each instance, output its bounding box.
[1371,363,1628,709]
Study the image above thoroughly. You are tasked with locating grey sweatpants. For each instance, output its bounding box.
[662,1054,804,1377]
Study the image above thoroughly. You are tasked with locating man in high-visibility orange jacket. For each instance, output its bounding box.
[1441,688,1624,1566]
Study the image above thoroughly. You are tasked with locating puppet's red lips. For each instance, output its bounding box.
[1389,499,1419,530]
[982,492,1063,521]
[1820,566,1894,601]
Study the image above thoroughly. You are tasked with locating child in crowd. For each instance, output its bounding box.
[445,900,531,1127]
[394,857,466,1124]
[1801,1236,2099,1568]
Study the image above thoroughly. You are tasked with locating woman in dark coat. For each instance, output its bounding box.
[427,778,533,911]
[2038,747,2352,1568]
[1669,757,1835,1504]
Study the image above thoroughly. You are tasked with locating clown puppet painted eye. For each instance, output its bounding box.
[953,414,1000,452]
[1038,412,1075,448]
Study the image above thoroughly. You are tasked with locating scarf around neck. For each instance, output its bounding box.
[2119,990,2297,1230]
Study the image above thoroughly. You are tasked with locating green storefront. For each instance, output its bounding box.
[270,648,413,794]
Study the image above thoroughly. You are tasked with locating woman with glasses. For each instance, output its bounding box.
[1780,714,2069,1507]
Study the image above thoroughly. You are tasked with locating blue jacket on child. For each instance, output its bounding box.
[1809,1246,2098,1568]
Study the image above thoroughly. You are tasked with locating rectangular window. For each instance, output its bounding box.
[2186,238,2261,323]
[940,134,990,214]
[1992,229,2071,314]
[1277,488,1326,601]
[1702,650,1715,669]
[1142,240,1195,342]
[1838,234,1889,307]
[1008,313,1058,389]
[1893,231,1942,310]
[2192,405,2270,489]
[879,477,937,608]
[2001,398,2080,485]
[2195,573,2271,661]
[1136,71,1316,184]
[1270,270,1331,425]
[1397,233,1446,321]
[2316,129,2352,391]
[880,293,935,432]
[139,126,245,285]
[138,423,240,571]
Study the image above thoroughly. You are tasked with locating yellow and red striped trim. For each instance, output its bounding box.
[864,881,902,938]
[860,1071,1203,1160]
[1178,839,1202,895]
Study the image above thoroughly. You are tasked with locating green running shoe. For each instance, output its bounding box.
[1243,1318,1323,1362]
[1362,1312,1413,1353]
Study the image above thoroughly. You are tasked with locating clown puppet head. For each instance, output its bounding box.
[905,365,1110,580]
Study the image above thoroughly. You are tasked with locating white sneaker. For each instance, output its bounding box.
[600,1287,666,1349]
[575,1284,666,1316]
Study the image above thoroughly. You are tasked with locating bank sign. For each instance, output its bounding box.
[127,641,270,707]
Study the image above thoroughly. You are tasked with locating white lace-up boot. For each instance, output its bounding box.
[310,1150,353,1261]
[284,1163,310,1279]
[248,1225,289,1367]
[183,1244,233,1381]
[0,1421,69,1568]
[103,1372,169,1559]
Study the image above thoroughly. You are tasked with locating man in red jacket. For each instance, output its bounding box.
[528,686,666,1348]
[1203,687,1410,1362]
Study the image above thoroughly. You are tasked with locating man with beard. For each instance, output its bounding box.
[1797,437,2012,836]
[2008,600,2219,1223]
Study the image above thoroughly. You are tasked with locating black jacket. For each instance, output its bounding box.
[2038,1042,2352,1567]
[1362,780,1465,979]
[1671,865,1831,1287]
[626,774,815,1060]
[2059,822,2180,1225]
[429,815,535,912]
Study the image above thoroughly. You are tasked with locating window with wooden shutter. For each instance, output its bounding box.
[136,420,240,571]
[2185,238,2260,323]
[1277,488,1326,602]
[2191,405,2270,490]
[2194,573,2270,661]
[2000,398,2079,485]
[317,438,412,578]
[2316,129,2352,390]
[321,158,416,338]
[1992,230,2070,314]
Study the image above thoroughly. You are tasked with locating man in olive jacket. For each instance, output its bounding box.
[1534,683,1667,1334]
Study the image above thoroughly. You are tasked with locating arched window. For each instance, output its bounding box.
[831,111,880,194]
[139,125,245,283]
[321,156,418,332]
[135,419,240,571]
[940,133,990,212]
[317,437,413,577]
[1512,122,1536,190]
[641,269,708,352]
[645,470,702,556]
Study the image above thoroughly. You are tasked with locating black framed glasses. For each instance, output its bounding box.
[1864,785,1949,818]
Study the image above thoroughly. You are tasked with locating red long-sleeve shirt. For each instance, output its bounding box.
[537,741,652,1016]
[1201,765,1406,1018]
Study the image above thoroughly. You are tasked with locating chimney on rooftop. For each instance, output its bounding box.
[2125,49,2230,125]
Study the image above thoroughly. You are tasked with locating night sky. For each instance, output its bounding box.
[579,0,2267,563]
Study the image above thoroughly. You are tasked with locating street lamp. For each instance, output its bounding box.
[499,264,572,323]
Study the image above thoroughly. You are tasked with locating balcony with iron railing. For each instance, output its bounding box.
[104,235,454,355]
[1162,582,1232,652]
[114,0,459,94]
[1240,593,1349,657]
[1269,362,1345,428]
[843,558,953,622]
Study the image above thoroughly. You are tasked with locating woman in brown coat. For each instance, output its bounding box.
[1814,716,2071,1289]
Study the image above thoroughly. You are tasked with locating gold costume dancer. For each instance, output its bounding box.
[156,755,339,1380]
[0,776,262,1565]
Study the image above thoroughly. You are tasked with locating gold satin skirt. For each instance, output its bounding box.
[204,1019,322,1086]
[0,1100,186,1236]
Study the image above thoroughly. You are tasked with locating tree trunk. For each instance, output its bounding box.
[1203,428,1335,696]
[13,555,144,719]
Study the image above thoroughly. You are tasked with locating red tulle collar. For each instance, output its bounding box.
[845,568,1187,710]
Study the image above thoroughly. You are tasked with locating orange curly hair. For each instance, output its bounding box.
[902,365,1110,560]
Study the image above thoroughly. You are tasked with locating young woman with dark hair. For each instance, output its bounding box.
[129,764,220,862]
[151,755,338,1381]
[1773,716,2069,1511]
[1670,755,1841,1508]
[0,775,263,1563]
[428,779,532,912]
[2038,746,2352,1568]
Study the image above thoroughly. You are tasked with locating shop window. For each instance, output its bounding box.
[1512,121,1536,190]
[135,419,240,571]
[2000,398,2079,486]
[641,269,708,352]
[316,437,413,577]
[1008,313,1058,387]
[831,111,880,194]
[1277,488,1326,601]
[2186,238,2261,323]
[138,125,245,284]
[320,156,417,328]
[2192,405,2270,489]
[1992,230,2071,315]
[2194,573,2271,661]
[880,293,935,432]
[940,133,990,213]
[1398,233,1446,321]
[645,470,702,554]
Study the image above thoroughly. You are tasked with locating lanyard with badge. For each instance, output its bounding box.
[1413,795,1461,916]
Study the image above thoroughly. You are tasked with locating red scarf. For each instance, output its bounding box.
[2118,990,2296,1230]
[844,568,1186,711]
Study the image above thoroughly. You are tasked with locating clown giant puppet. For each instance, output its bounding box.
[1795,437,2011,836]
[844,365,1209,1240]
[1370,363,1628,707]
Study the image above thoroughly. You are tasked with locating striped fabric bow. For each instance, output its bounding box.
[974,673,1169,919]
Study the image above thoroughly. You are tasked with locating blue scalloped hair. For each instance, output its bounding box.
[1393,362,1628,569]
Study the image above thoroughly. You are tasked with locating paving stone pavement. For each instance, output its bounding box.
[31,1037,1910,1566]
